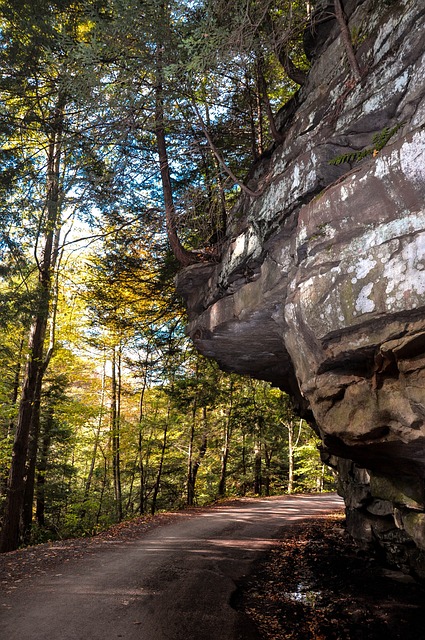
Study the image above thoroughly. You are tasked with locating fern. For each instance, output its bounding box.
[329,123,404,166]
[371,123,403,151]
[329,147,372,166]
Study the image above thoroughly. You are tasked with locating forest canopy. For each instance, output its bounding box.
[0,0,336,552]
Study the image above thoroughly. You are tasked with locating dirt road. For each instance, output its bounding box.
[0,494,343,640]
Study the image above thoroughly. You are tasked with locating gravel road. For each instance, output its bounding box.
[0,494,343,640]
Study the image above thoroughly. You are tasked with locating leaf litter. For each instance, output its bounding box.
[236,513,425,640]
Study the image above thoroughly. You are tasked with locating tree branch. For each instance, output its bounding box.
[334,0,362,82]
[192,101,265,199]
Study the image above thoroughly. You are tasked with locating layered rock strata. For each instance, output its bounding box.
[177,0,425,575]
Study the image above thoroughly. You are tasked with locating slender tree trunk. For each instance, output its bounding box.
[254,441,262,495]
[334,0,361,82]
[0,339,25,500]
[35,414,53,528]
[258,64,283,144]
[80,358,106,519]
[188,406,208,506]
[0,109,63,552]
[22,221,62,543]
[151,405,169,515]
[287,421,294,494]
[264,445,273,497]
[187,391,198,507]
[154,39,197,267]
[241,431,247,496]
[138,433,145,514]
[317,465,325,492]
[95,449,108,527]
[138,354,150,515]
[22,371,44,543]
[218,430,230,498]
[111,346,123,522]
[287,418,302,494]
[9,338,24,432]
[218,379,234,497]
[255,70,264,155]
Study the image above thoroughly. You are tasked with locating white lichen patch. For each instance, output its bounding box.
[340,186,350,202]
[292,164,301,189]
[355,283,375,314]
[373,12,403,63]
[383,233,425,310]
[373,154,392,180]
[356,215,423,254]
[394,69,409,93]
[362,91,387,115]
[355,257,377,280]
[293,224,425,338]
[230,233,247,261]
[400,129,425,186]
[220,226,262,284]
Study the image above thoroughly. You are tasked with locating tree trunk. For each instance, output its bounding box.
[111,346,123,522]
[258,64,283,144]
[151,405,169,515]
[154,43,197,267]
[22,223,62,543]
[95,450,108,527]
[35,414,53,528]
[241,431,247,496]
[334,0,361,82]
[287,419,302,494]
[22,371,43,543]
[81,357,106,519]
[217,433,229,498]
[9,338,24,432]
[0,339,25,501]
[254,440,262,495]
[138,352,150,515]
[280,51,308,86]
[1,305,49,552]
[264,444,273,497]
[0,110,63,552]
[287,421,294,494]
[218,379,234,497]
[188,406,208,506]
[187,391,198,507]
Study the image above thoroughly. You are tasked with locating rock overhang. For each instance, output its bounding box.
[176,0,425,574]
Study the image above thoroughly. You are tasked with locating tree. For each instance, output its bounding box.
[0,0,67,550]
[0,0,125,550]
[0,0,337,550]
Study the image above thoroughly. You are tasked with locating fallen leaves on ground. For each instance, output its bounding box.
[236,513,425,640]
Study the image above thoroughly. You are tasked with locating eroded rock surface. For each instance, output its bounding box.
[177,0,425,575]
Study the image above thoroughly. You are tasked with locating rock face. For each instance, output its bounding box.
[177,0,425,576]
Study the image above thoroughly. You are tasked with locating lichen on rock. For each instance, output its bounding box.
[176,0,425,575]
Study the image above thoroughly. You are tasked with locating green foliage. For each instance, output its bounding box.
[329,123,404,166]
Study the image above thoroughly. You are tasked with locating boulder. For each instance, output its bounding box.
[177,0,425,574]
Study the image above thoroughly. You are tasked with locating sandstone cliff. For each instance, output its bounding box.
[177,0,425,576]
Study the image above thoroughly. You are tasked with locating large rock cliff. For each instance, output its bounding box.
[177,0,425,576]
